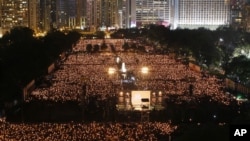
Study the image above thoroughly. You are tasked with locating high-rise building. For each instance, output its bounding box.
[101,0,119,28]
[174,0,231,30]
[0,0,246,34]
[39,0,48,31]
[126,0,231,30]
[243,3,250,32]
[38,0,57,32]
[56,0,71,29]
[119,0,136,28]
[119,0,166,29]
[43,0,86,30]
[0,0,41,34]
[84,0,119,31]
[231,0,246,30]
[85,0,98,30]
[0,0,30,34]
[28,0,39,32]
[35,0,86,32]
[76,0,86,29]
[133,0,170,27]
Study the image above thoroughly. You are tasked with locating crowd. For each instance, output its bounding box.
[27,39,232,106]
[0,121,176,141]
[28,53,121,102]
[117,53,231,105]
[1,39,236,140]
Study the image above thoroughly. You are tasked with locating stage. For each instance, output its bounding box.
[116,90,165,112]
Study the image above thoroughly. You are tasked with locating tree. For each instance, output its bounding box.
[122,42,130,51]
[86,44,93,53]
[0,27,79,103]
[95,31,105,39]
[227,55,250,83]
[233,44,250,59]
[146,24,170,43]
[110,44,116,53]
[67,30,82,46]
[131,43,137,50]
[93,44,100,52]
[43,30,68,62]
[0,27,38,101]
[3,26,34,45]
[101,40,108,50]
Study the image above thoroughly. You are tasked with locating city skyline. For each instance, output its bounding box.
[0,0,249,36]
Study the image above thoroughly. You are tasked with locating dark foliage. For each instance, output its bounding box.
[0,27,81,102]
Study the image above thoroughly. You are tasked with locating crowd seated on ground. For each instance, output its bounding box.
[1,39,236,140]
[27,39,232,107]
[0,120,176,141]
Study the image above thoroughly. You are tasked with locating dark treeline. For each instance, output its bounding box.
[111,25,250,86]
[0,27,81,102]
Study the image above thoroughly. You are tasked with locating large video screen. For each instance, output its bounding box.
[131,91,151,108]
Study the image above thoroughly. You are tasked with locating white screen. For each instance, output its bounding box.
[131,91,150,108]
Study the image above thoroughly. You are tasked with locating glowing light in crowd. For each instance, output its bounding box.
[141,67,149,74]
[121,62,127,73]
[108,67,116,75]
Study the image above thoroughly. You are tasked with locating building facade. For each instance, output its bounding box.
[0,0,30,35]
[56,0,74,29]
[174,0,231,30]
[84,0,119,31]
[230,0,246,30]
[28,0,39,32]
[243,4,250,32]
[75,0,86,29]
[120,0,136,28]
[38,0,55,32]
[127,0,231,30]
[0,0,249,35]
[133,0,170,27]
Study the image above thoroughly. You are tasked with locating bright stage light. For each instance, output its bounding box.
[141,67,149,74]
[108,67,116,74]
